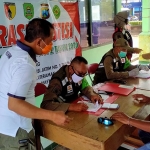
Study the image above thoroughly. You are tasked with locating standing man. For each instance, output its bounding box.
[113,11,142,61]
[41,56,103,112]
[0,18,71,149]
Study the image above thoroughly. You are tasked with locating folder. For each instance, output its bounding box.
[98,82,135,96]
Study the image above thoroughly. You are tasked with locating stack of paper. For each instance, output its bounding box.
[82,94,109,102]
[78,101,101,112]
[135,70,150,78]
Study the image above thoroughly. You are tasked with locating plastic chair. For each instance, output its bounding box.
[88,63,99,85]
[35,83,47,97]
[34,83,47,150]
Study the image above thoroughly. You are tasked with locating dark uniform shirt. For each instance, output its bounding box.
[112,27,134,61]
[93,49,137,84]
[41,65,97,112]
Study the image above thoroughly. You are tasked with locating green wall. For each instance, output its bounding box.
[82,43,112,64]
[82,43,112,85]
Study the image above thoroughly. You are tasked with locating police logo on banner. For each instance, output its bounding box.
[4,2,16,20]
[23,3,34,20]
[40,3,50,19]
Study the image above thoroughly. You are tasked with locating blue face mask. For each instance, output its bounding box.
[118,51,127,58]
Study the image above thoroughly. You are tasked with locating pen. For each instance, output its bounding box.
[80,96,84,103]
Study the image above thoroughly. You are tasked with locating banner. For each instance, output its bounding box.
[0,0,81,86]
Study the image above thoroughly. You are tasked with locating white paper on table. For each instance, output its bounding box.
[119,85,134,89]
[135,70,150,78]
[78,100,102,112]
[82,94,109,102]
[101,103,119,109]
[99,94,109,101]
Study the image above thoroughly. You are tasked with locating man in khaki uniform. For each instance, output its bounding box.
[93,38,149,84]
[41,56,103,112]
[113,11,142,61]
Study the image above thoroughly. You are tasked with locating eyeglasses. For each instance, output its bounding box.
[71,66,87,77]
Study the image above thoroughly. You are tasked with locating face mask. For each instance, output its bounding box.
[71,73,83,83]
[40,40,53,54]
[118,51,127,58]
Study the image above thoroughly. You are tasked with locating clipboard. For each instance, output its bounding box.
[98,82,135,96]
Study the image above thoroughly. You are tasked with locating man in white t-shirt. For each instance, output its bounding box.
[0,18,71,149]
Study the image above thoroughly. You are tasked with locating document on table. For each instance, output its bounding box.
[79,95,110,112]
[78,100,101,112]
[135,70,150,78]
[119,85,134,89]
[82,94,109,102]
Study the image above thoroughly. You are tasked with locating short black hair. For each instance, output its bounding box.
[71,56,88,65]
[25,18,54,42]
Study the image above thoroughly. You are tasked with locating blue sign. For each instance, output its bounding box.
[122,2,141,8]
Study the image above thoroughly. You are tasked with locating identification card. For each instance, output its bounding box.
[121,58,125,63]
[67,84,73,93]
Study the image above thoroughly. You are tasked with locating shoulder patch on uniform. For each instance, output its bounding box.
[62,77,68,86]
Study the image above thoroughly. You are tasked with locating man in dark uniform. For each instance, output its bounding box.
[93,38,149,84]
[41,56,103,112]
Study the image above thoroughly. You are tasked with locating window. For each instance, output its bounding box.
[79,0,115,48]
[91,0,114,45]
[78,0,90,48]
[51,0,115,48]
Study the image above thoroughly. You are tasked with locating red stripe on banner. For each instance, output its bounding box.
[75,37,81,56]
[60,2,81,56]
[60,2,80,34]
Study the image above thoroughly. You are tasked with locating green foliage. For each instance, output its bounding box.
[129,21,142,26]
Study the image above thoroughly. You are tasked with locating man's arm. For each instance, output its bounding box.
[80,78,103,103]
[81,86,96,99]
[112,112,150,133]
[8,97,71,126]
[41,79,69,112]
[8,63,71,125]
[80,78,95,98]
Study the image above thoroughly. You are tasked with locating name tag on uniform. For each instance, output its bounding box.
[115,62,119,69]
[121,58,125,63]
[67,85,73,93]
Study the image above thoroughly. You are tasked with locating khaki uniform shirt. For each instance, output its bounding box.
[41,65,98,112]
[94,49,137,84]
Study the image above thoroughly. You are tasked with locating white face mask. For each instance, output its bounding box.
[71,73,83,83]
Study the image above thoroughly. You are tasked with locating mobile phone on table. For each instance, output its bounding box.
[97,117,114,126]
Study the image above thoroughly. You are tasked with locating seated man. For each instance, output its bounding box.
[41,56,103,112]
[94,38,149,84]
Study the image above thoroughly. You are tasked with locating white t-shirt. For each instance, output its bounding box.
[0,42,37,137]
